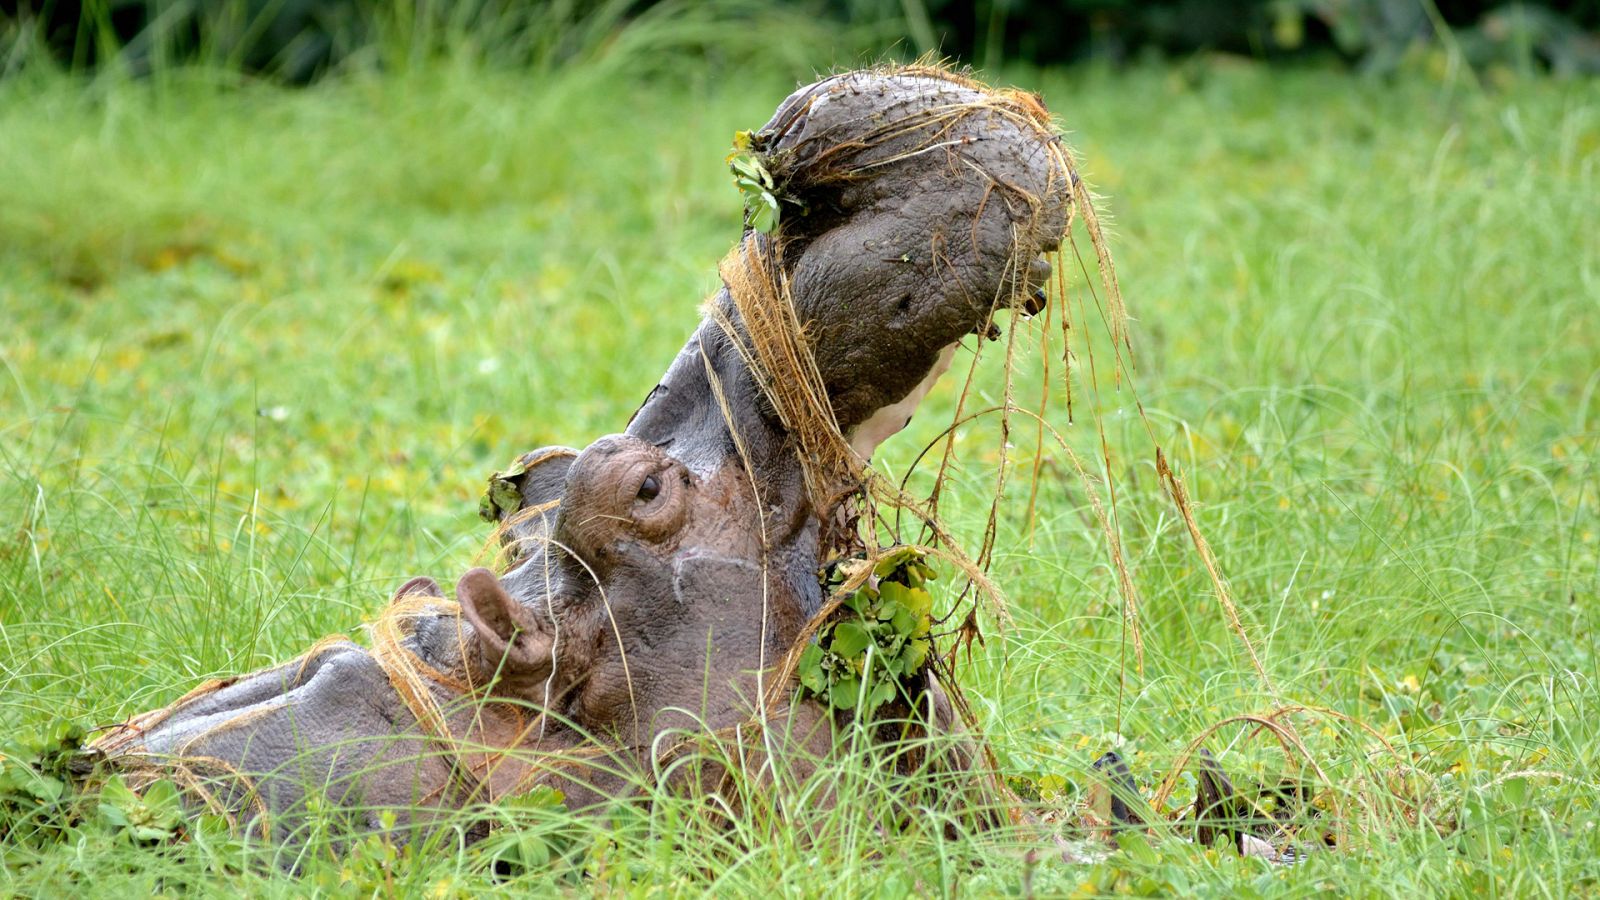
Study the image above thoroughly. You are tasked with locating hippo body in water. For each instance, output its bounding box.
[89,67,1073,843]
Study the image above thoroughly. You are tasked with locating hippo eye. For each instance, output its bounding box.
[636,474,661,503]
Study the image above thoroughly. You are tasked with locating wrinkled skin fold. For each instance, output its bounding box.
[87,67,1074,844]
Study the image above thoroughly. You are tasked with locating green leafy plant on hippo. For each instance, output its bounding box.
[797,546,937,715]
[727,130,798,235]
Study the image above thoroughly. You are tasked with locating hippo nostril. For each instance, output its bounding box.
[1024,287,1048,316]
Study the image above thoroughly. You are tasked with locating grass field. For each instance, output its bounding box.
[1,35,1597,897]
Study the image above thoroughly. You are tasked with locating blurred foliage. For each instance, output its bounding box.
[1,0,1597,81]
[869,0,1600,73]
[0,0,865,81]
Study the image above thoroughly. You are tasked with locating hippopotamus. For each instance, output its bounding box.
[87,66,1074,846]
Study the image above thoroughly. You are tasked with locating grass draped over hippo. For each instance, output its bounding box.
[87,66,1109,849]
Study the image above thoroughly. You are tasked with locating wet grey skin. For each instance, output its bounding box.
[87,68,1072,846]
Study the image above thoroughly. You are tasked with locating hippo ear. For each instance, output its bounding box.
[391,576,444,603]
[456,567,554,692]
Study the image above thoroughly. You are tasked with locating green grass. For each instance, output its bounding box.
[2,40,1597,896]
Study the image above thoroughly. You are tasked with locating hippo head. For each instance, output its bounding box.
[460,433,804,749]
[89,66,1076,837]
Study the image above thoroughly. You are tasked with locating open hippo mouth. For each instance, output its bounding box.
[85,65,1081,845]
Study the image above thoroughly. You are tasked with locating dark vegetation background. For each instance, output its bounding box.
[4,0,1598,81]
